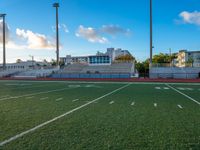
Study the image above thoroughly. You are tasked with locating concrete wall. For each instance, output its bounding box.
[150,67,200,79]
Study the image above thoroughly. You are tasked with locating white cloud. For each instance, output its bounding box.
[76,25,108,44]
[101,25,131,35]
[179,11,200,26]
[16,28,55,50]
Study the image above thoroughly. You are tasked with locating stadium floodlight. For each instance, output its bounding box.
[149,0,153,67]
[53,3,60,67]
[0,14,6,70]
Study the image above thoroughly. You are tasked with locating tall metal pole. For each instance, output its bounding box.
[150,0,153,67]
[53,3,59,67]
[1,14,6,70]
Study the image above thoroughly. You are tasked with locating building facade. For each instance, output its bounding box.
[60,48,132,65]
[0,61,50,71]
[176,50,200,67]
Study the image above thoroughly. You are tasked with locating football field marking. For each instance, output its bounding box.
[55,98,63,101]
[0,83,131,147]
[40,97,48,100]
[177,105,183,109]
[72,99,79,102]
[26,96,34,99]
[0,95,9,98]
[0,87,77,101]
[109,101,114,104]
[166,84,200,106]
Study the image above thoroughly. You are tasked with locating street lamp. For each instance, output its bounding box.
[53,3,60,67]
[0,14,6,70]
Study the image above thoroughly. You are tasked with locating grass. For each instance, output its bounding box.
[0,80,200,149]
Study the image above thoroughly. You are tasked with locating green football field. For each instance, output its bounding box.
[0,80,200,149]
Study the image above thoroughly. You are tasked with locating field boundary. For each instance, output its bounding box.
[0,83,131,147]
[166,84,200,105]
[1,77,200,83]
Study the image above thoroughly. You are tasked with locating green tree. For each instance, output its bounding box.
[152,53,177,64]
[135,59,149,77]
[186,57,194,67]
[115,54,135,63]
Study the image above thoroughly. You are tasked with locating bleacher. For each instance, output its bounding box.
[52,63,135,79]
[13,68,59,78]
[0,69,24,77]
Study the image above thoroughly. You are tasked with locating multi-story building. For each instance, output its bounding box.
[106,48,132,61]
[60,48,132,65]
[176,50,200,67]
[0,61,50,71]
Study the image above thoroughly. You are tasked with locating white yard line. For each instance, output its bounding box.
[55,98,63,102]
[40,97,49,100]
[25,96,34,99]
[0,95,9,98]
[154,103,157,107]
[177,105,183,109]
[0,83,131,147]
[109,101,114,104]
[0,87,77,101]
[166,84,200,106]
[72,99,79,102]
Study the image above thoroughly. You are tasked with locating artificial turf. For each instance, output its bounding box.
[0,80,200,149]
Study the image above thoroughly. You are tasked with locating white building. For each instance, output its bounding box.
[0,61,50,71]
[60,48,133,65]
[176,50,200,67]
[106,48,132,61]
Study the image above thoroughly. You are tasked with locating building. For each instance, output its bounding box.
[0,60,50,71]
[176,50,200,67]
[60,48,132,65]
[88,55,111,66]
[106,48,132,61]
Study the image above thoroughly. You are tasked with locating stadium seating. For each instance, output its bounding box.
[51,63,135,79]
[0,69,24,77]
[13,68,59,78]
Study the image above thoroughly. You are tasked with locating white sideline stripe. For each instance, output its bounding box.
[166,84,200,106]
[55,98,63,101]
[0,95,9,98]
[26,96,34,99]
[0,83,131,147]
[40,97,48,100]
[72,99,79,102]
[109,101,114,104]
[178,105,183,109]
[0,87,76,101]
[154,103,157,107]
[131,102,135,106]
[2,80,200,85]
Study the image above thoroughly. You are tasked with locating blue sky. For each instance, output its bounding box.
[0,0,200,63]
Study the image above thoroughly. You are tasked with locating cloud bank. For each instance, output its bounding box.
[179,11,200,26]
[75,25,131,44]
[76,25,108,44]
[16,28,55,50]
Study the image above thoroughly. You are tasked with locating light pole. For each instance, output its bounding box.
[0,14,6,70]
[150,0,153,67]
[53,3,60,67]
[169,48,172,67]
